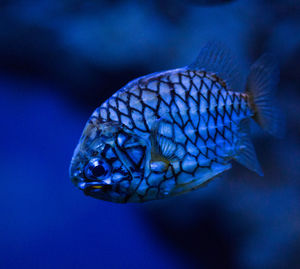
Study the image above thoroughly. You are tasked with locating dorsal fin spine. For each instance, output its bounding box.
[188,41,243,91]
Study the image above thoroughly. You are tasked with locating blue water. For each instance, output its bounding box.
[0,1,300,268]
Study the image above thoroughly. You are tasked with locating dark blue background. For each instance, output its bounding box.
[1,1,300,268]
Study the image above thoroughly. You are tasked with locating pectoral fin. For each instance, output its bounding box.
[149,118,180,172]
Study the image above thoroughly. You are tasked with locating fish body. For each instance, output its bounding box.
[70,43,282,203]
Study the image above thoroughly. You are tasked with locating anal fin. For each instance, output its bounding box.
[234,119,263,176]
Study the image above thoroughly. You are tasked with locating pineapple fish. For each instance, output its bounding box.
[70,43,283,203]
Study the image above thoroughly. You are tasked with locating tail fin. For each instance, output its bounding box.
[246,54,284,137]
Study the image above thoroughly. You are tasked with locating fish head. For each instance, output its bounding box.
[69,117,149,203]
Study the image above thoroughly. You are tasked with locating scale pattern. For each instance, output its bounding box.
[93,68,252,202]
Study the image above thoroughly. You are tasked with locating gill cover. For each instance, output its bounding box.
[101,121,149,177]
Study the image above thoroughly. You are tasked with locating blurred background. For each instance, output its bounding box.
[0,0,300,268]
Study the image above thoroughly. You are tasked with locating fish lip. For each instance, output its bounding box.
[83,183,112,192]
[72,176,112,192]
[74,179,103,190]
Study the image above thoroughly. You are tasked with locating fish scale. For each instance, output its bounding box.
[70,44,281,203]
[94,69,251,201]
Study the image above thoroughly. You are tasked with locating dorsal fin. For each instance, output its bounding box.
[188,41,243,91]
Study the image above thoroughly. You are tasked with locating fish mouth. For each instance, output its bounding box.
[72,176,111,191]
[73,177,114,199]
[82,182,112,192]
[82,180,126,202]
[71,174,128,203]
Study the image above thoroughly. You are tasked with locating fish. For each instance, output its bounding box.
[69,42,283,203]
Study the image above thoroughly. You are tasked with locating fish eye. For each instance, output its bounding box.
[84,159,110,180]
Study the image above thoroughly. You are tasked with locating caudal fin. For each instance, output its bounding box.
[246,54,284,137]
